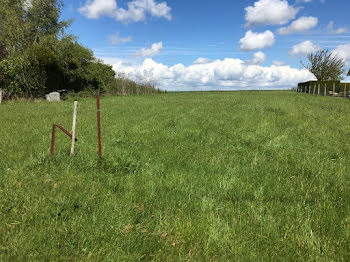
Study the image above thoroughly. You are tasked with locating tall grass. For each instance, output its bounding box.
[0,91,349,261]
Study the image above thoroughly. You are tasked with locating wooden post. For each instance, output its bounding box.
[324,84,327,96]
[0,89,2,104]
[333,83,335,97]
[97,95,102,159]
[70,101,78,156]
[318,84,320,96]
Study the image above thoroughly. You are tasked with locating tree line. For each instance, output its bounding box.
[0,0,161,99]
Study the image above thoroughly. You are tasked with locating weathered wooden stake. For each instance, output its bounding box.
[97,95,102,159]
[0,89,3,104]
[70,101,78,156]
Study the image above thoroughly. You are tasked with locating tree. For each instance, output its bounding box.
[0,0,69,55]
[302,49,346,81]
[0,0,71,97]
[0,0,150,98]
[0,0,115,97]
[0,43,9,89]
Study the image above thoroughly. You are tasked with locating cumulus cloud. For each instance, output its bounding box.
[192,58,213,65]
[109,32,132,45]
[326,21,348,34]
[108,57,314,91]
[79,0,171,23]
[246,51,266,65]
[333,44,350,62]
[245,0,299,27]
[273,60,285,66]
[239,30,275,51]
[278,16,318,35]
[289,40,320,56]
[134,42,163,57]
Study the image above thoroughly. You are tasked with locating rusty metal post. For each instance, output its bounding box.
[50,124,77,157]
[51,124,56,156]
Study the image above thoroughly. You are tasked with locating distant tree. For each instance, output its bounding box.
[301,49,346,81]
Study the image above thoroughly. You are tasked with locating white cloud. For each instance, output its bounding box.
[326,21,348,34]
[79,0,171,23]
[79,0,117,18]
[109,33,132,45]
[246,51,266,65]
[135,42,163,57]
[192,58,213,65]
[333,44,350,62]
[239,30,275,51]
[289,40,321,56]
[273,60,285,66]
[245,0,299,27]
[278,16,318,35]
[108,57,314,91]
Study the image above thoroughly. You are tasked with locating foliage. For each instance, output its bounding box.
[0,0,153,99]
[0,0,69,55]
[1,92,350,260]
[302,49,346,81]
[106,76,162,96]
[0,43,7,60]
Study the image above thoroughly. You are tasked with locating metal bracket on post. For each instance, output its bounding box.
[50,124,78,156]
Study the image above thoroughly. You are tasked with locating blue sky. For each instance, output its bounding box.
[61,0,350,91]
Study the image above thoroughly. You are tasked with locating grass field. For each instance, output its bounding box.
[1,91,350,261]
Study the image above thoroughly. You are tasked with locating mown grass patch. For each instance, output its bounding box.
[1,91,350,261]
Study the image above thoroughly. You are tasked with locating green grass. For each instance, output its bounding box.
[1,91,350,261]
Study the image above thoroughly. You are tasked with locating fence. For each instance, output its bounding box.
[296,81,350,98]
